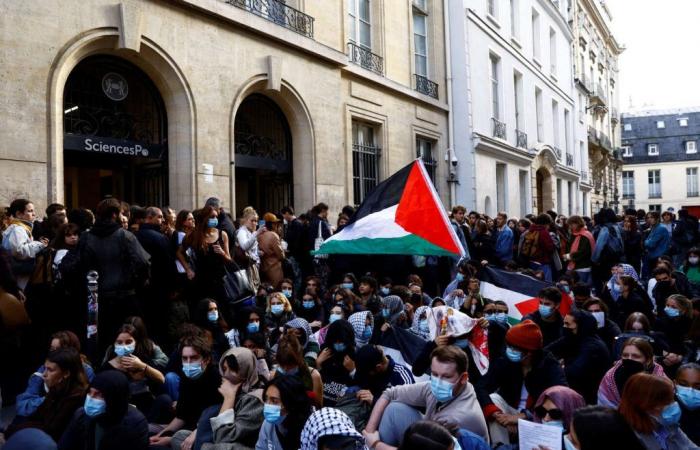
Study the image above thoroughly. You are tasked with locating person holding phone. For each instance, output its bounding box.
[237,207,266,291]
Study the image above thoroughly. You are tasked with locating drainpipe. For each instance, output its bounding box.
[443,0,457,207]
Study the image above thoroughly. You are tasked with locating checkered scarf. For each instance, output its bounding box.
[409,306,431,340]
[284,317,317,347]
[349,311,373,347]
[300,407,367,450]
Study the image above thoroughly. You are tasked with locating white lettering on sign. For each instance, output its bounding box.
[83,138,150,157]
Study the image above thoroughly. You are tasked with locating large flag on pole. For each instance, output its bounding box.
[480,266,573,325]
[314,160,466,257]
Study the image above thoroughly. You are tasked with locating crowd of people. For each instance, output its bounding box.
[0,196,699,450]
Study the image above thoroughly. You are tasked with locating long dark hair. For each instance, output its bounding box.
[123,316,156,356]
[186,205,217,252]
[47,348,88,394]
[175,209,192,232]
[109,323,154,362]
[51,222,80,250]
[265,375,312,450]
[398,420,454,450]
[573,406,644,450]
[276,335,312,390]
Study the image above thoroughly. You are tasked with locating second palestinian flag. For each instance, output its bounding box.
[315,160,466,257]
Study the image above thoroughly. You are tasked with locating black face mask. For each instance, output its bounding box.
[563,328,576,339]
[620,358,645,373]
[615,358,646,394]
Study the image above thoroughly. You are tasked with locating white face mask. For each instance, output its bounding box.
[591,311,605,328]
[689,256,699,265]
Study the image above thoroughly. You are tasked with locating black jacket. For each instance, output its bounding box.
[654,315,692,356]
[135,223,176,287]
[78,221,150,295]
[679,394,700,446]
[475,351,567,414]
[522,311,563,347]
[545,311,612,404]
[176,364,223,429]
[284,218,306,260]
[217,212,237,255]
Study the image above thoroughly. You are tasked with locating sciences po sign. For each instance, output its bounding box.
[64,134,163,159]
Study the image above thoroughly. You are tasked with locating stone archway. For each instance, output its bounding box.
[47,30,196,208]
[230,77,315,215]
[531,147,558,214]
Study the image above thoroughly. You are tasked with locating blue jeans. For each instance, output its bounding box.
[378,402,423,446]
[164,372,180,401]
[529,262,552,282]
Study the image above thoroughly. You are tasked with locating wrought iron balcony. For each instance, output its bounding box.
[491,118,506,140]
[516,129,528,149]
[228,0,314,38]
[622,193,635,200]
[575,73,592,93]
[600,133,612,151]
[588,126,600,145]
[566,152,574,167]
[554,146,562,160]
[689,191,699,198]
[590,83,608,105]
[580,170,589,182]
[347,42,384,75]
[649,190,662,199]
[414,74,439,99]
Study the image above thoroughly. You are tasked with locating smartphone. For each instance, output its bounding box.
[258,219,265,228]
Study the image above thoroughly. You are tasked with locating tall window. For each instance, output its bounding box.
[622,171,634,199]
[488,0,496,17]
[513,71,523,131]
[416,137,436,186]
[496,163,507,212]
[510,0,518,38]
[535,87,543,142]
[556,178,563,212]
[648,169,661,198]
[549,28,557,75]
[519,170,529,217]
[349,0,371,49]
[567,181,573,216]
[687,167,698,197]
[352,121,380,204]
[532,9,541,61]
[413,6,428,77]
[564,109,571,153]
[490,54,501,120]
[552,100,559,148]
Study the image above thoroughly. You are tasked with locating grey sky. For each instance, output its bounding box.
[606,0,700,111]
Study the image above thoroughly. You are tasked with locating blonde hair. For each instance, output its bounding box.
[267,292,291,313]
[241,206,257,220]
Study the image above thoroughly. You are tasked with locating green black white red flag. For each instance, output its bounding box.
[314,159,466,257]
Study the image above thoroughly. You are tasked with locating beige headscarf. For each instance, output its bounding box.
[218,347,263,400]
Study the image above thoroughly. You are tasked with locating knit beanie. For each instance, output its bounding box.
[506,319,543,351]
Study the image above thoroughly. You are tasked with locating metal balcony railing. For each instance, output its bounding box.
[228,0,314,38]
[588,126,600,145]
[347,42,384,75]
[414,74,439,99]
[600,133,612,151]
[580,170,589,182]
[689,191,699,198]
[575,72,592,93]
[649,189,662,199]
[492,118,506,140]
[566,152,574,167]
[516,129,528,149]
[622,193,635,200]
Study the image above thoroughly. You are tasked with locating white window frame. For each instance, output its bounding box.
[532,9,540,62]
[349,0,371,49]
[686,141,697,154]
[649,204,662,213]
[624,123,632,131]
[622,145,633,157]
[657,120,665,129]
[490,53,501,120]
[679,118,689,127]
[413,8,428,77]
[514,71,523,130]
[549,28,557,76]
[648,144,659,156]
[648,169,661,198]
[416,136,437,186]
[622,171,635,198]
[510,0,519,39]
[687,167,699,197]
[535,86,544,142]
[488,0,497,18]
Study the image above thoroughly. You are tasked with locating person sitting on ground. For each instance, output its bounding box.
[349,310,375,349]
[265,292,296,345]
[58,370,149,450]
[354,345,414,406]
[282,317,321,368]
[396,420,490,450]
[255,375,313,450]
[566,406,645,450]
[482,301,510,359]
[300,408,366,450]
[532,385,585,436]
[315,319,358,407]
[362,346,488,449]
[271,334,323,408]
[675,363,700,445]
[475,320,566,446]
[583,298,621,355]
[522,287,564,347]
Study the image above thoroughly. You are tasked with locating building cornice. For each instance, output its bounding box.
[535,0,574,41]
[467,9,574,107]
[473,133,536,165]
[577,0,624,54]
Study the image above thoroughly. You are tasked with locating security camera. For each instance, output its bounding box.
[450,153,459,167]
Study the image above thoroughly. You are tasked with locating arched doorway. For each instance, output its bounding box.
[62,55,168,209]
[536,167,553,213]
[234,94,293,214]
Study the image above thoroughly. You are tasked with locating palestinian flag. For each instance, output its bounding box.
[480,266,573,324]
[314,160,465,256]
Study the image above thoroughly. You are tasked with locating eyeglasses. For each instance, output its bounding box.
[534,406,564,421]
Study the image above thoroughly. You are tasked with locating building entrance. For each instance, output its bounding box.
[234,94,293,215]
[63,55,168,209]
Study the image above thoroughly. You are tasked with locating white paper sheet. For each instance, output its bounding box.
[518,419,562,450]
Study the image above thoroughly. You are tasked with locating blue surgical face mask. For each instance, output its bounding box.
[381,308,391,318]
[282,289,292,299]
[247,321,260,333]
[276,366,299,376]
[495,312,508,324]
[263,403,283,424]
[84,395,106,418]
[430,376,455,402]
[664,306,681,318]
[505,346,523,363]
[563,435,578,450]
[419,319,430,332]
[333,343,347,353]
[455,338,469,349]
[658,401,682,427]
[114,343,135,357]
[271,304,284,315]
[341,282,354,290]
[182,361,204,379]
[456,273,465,282]
[207,310,219,322]
[207,218,218,228]
[329,313,342,323]
[544,420,564,430]
[303,300,315,309]
[380,287,390,296]
[676,385,700,411]
[538,304,554,318]
[362,325,372,339]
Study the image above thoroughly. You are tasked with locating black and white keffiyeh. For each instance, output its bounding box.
[348,311,373,347]
[300,407,367,450]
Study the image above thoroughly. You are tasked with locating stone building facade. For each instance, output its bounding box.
[448,0,587,218]
[621,108,700,216]
[571,0,624,213]
[0,0,450,217]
